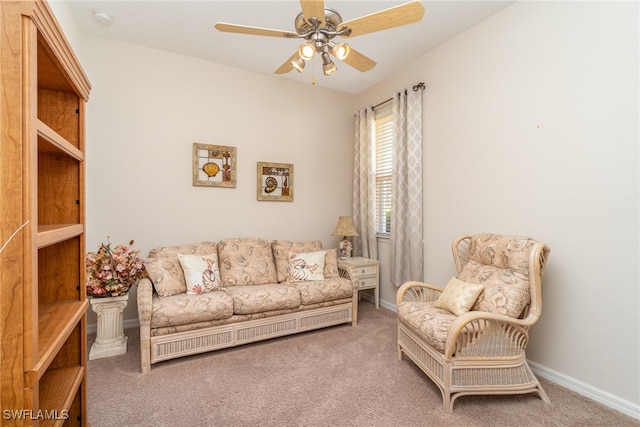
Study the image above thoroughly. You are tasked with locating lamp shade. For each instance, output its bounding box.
[331,216,359,237]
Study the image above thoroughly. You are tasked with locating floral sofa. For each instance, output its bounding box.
[137,238,360,373]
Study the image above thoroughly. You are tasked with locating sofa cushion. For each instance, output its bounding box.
[322,249,339,279]
[286,277,353,305]
[286,250,325,282]
[224,284,301,315]
[145,241,219,297]
[272,240,322,282]
[217,238,278,286]
[144,257,186,297]
[150,291,234,329]
[178,253,222,294]
[466,233,535,274]
[433,277,484,316]
[148,241,218,259]
[458,261,530,318]
[397,301,457,353]
[457,234,537,318]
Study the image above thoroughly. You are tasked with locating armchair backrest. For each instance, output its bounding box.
[452,233,550,320]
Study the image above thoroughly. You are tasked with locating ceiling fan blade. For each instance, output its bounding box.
[339,47,377,72]
[300,0,325,24]
[274,52,299,74]
[338,0,425,38]
[215,22,298,39]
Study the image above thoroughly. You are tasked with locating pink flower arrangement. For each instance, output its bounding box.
[86,239,147,297]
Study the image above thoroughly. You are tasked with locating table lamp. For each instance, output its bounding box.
[331,216,359,259]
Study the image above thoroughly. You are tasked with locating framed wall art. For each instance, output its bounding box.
[193,143,236,187]
[257,161,293,201]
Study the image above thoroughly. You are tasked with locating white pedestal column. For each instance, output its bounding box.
[89,294,129,360]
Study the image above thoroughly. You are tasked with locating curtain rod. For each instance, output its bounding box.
[371,82,426,110]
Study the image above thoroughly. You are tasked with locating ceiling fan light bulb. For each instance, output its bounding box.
[291,56,306,73]
[298,43,315,60]
[322,60,337,76]
[333,43,350,60]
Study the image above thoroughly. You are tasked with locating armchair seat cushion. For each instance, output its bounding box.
[398,301,457,353]
[150,291,234,329]
[224,284,301,315]
[286,277,353,305]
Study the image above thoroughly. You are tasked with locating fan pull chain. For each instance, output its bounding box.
[312,54,316,85]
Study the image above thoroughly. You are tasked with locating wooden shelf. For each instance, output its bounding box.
[37,119,83,161]
[39,366,84,427]
[25,300,89,386]
[38,224,84,249]
[1,1,90,424]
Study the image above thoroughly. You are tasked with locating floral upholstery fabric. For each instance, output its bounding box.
[322,249,340,279]
[286,277,353,305]
[217,238,278,286]
[150,291,233,329]
[224,284,301,315]
[397,301,457,353]
[272,240,322,282]
[149,299,352,337]
[148,241,218,259]
[144,257,187,297]
[145,241,218,298]
[458,234,536,318]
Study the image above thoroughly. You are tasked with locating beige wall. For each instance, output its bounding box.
[355,0,639,412]
[53,0,638,417]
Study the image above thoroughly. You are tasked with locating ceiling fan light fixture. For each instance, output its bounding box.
[298,43,315,60]
[321,52,337,76]
[291,55,306,73]
[332,43,350,60]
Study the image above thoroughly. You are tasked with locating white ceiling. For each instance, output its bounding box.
[67,1,515,94]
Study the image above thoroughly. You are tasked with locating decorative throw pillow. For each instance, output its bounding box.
[143,257,187,297]
[286,251,326,282]
[217,238,278,286]
[178,253,222,294]
[272,240,323,283]
[433,277,484,316]
[323,248,339,278]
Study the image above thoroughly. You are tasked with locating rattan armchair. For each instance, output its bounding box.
[397,233,551,413]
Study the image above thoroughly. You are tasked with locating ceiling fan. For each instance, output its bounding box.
[215,0,425,77]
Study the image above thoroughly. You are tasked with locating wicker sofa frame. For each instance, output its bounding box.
[397,234,551,413]
[138,260,360,373]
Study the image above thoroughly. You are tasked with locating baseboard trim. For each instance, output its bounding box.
[528,360,639,420]
[381,298,638,420]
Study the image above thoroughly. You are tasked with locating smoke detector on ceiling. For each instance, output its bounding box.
[93,10,113,26]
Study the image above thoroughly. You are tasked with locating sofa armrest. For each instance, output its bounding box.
[396,281,443,306]
[137,277,153,373]
[137,277,153,325]
[337,260,360,326]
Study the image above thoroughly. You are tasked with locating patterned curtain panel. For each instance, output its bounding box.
[352,108,378,260]
[390,89,423,286]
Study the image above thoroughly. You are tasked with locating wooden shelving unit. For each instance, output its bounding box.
[0,1,91,425]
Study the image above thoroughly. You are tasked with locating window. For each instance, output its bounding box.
[374,103,393,234]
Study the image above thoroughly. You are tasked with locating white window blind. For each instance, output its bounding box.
[374,103,393,234]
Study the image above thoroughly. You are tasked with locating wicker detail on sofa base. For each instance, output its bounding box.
[149,303,352,367]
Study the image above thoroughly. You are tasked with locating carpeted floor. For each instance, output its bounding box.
[87,302,638,427]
